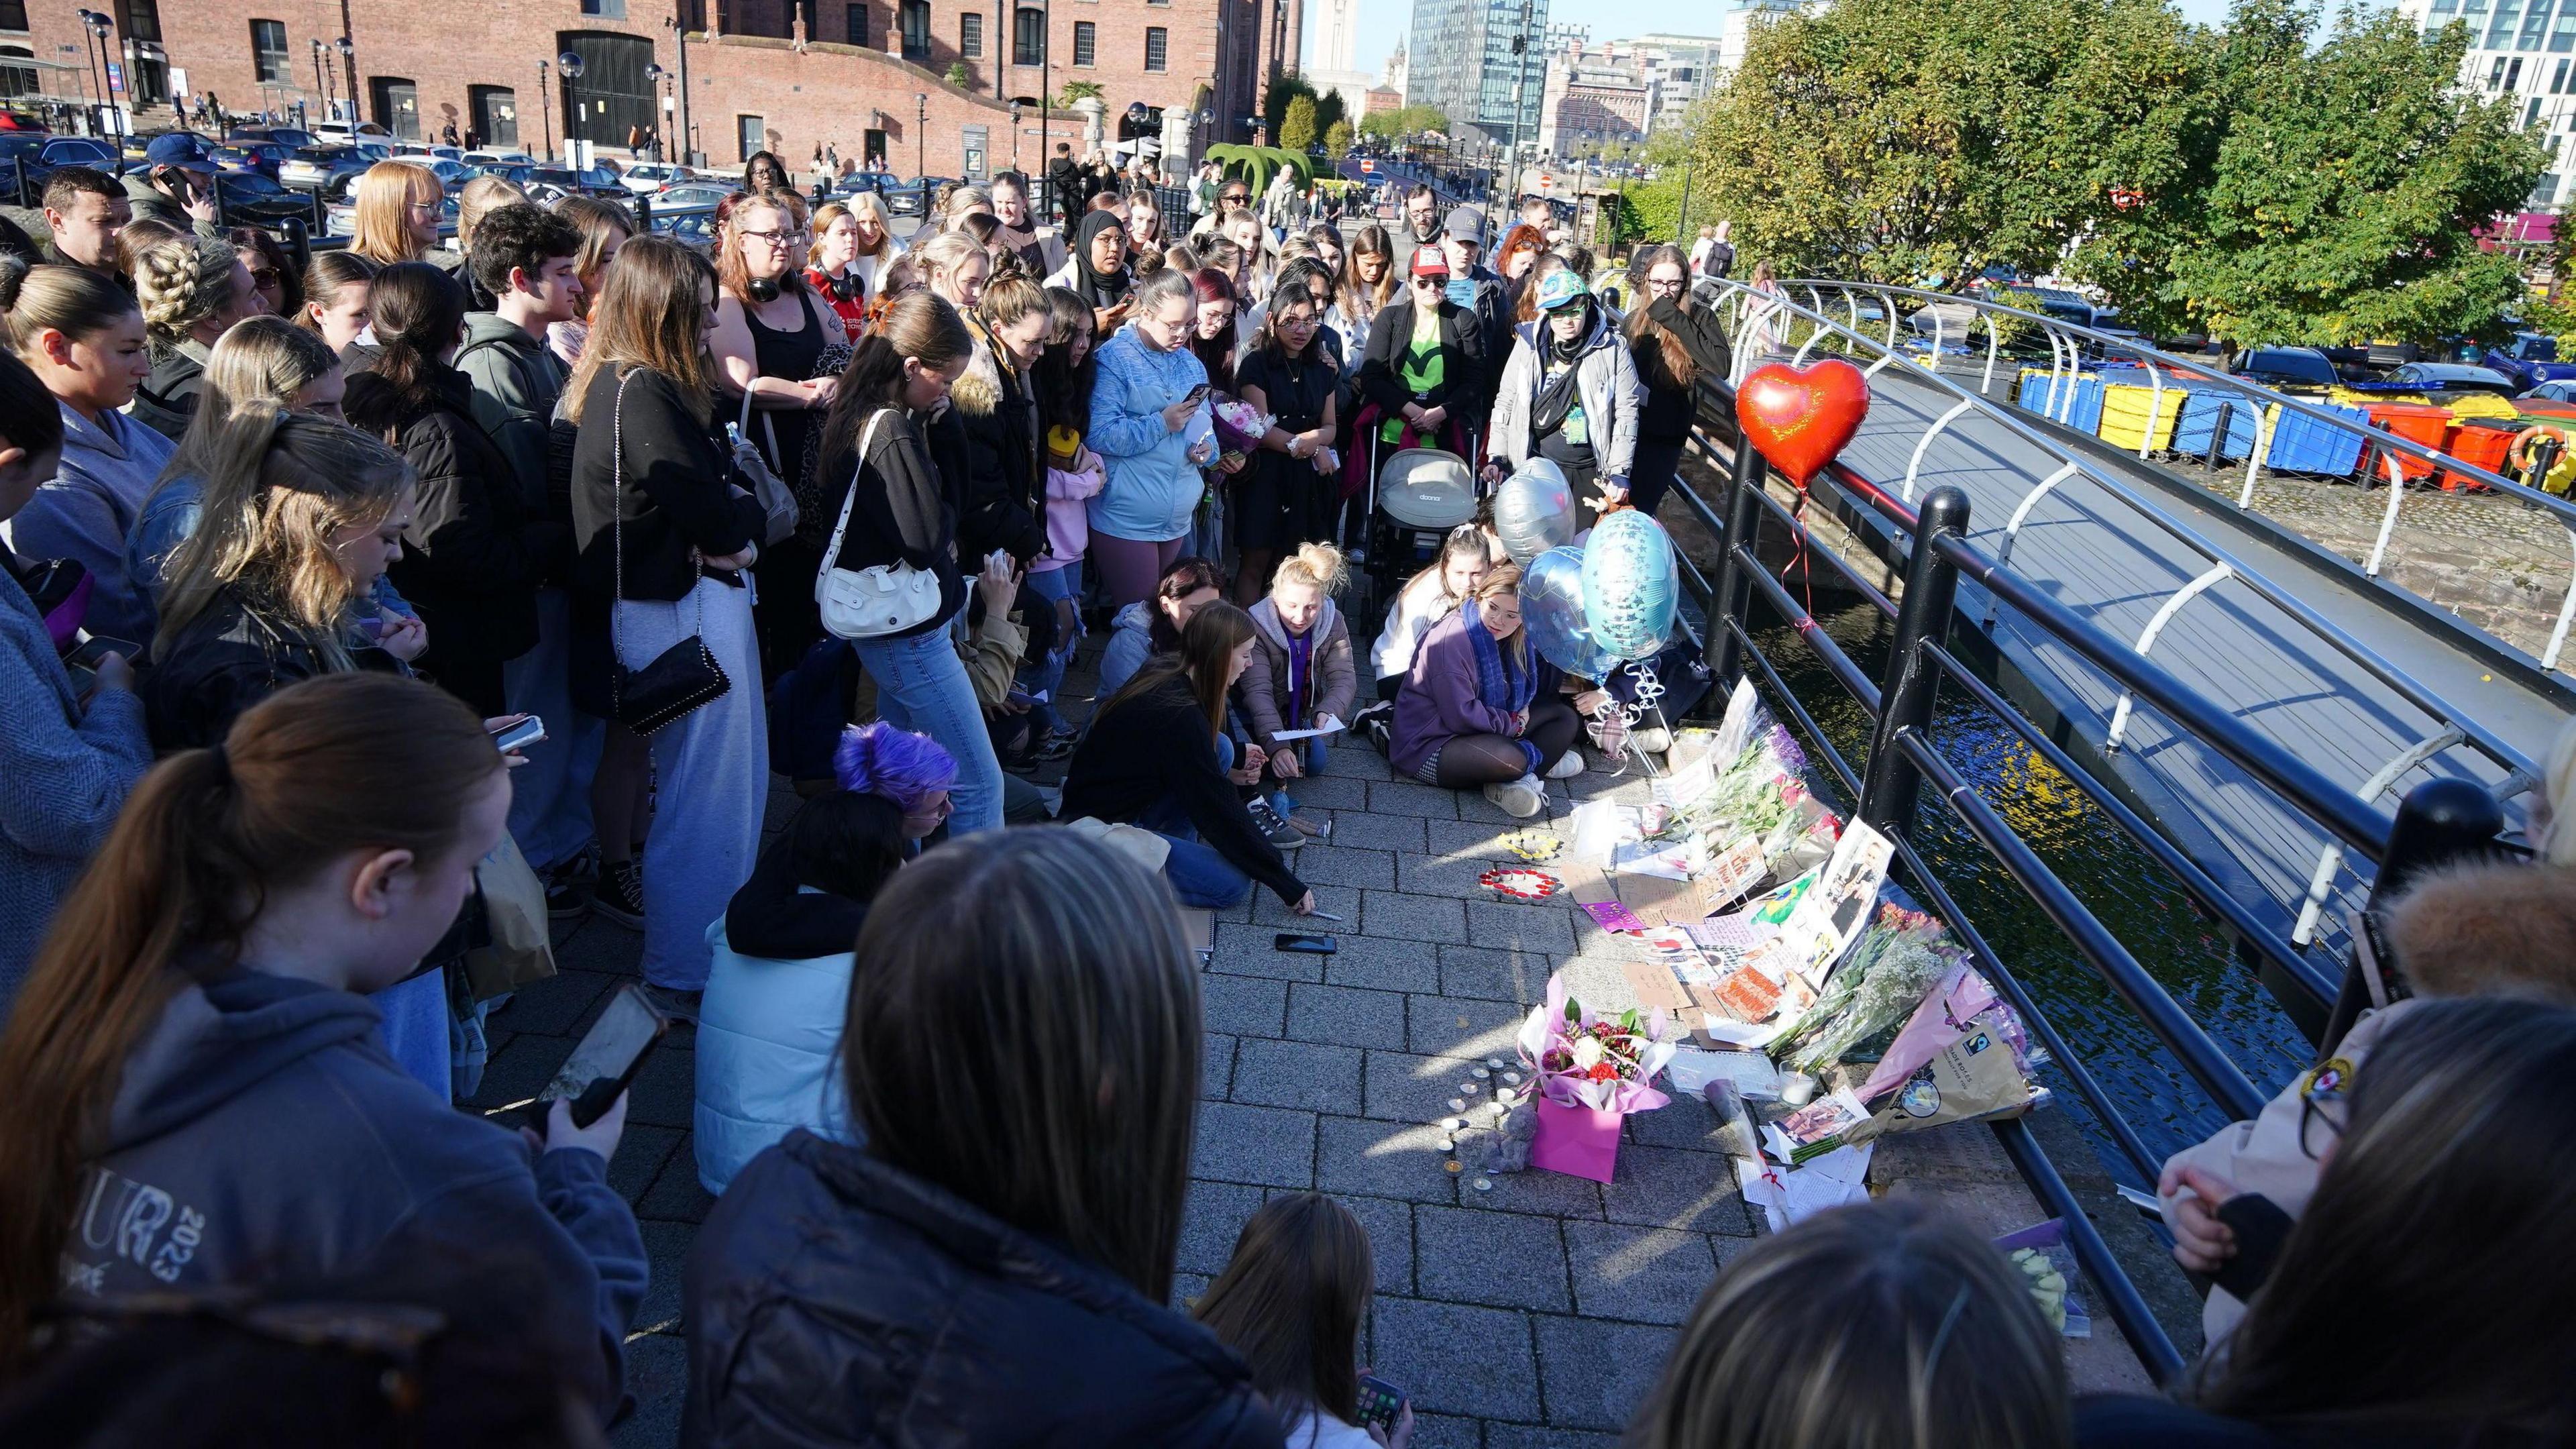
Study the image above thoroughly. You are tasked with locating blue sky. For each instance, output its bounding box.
[1338,0,2243,79]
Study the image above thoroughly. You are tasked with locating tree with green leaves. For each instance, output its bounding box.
[1360,105,1449,142]
[2106,0,2545,343]
[1265,76,1318,139]
[1281,95,1319,152]
[1324,118,1354,157]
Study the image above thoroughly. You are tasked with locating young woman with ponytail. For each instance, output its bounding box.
[0,673,647,1419]
[345,262,566,716]
[0,345,150,1008]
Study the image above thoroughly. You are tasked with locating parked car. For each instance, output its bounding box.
[2226,345,2339,392]
[2524,379,2576,405]
[462,149,537,168]
[2480,333,2576,391]
[2386,362,2518,397]
[227,125,315,151]
[652,182,734,210]
[829,170,887,198]
[882,176,950,217]
[311,119,395,146]
[0,133,123,204]
[392,143,464,164]
[279,143,389,197]
[617,162,697,194]
[214,170,321,227]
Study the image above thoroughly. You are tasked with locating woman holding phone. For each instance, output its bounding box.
[1047,210,1134,339]
[1087,268,1214,610]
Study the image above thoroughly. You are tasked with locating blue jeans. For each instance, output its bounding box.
[853,619,1004,835]
[1265,735,1328,816]
[1018,562,1083,735]
[1137,797,1252,908]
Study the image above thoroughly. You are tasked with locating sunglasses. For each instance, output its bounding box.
[249,267,280,288]
[1411,275,1447,286]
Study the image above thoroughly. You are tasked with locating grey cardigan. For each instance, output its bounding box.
[0,559,151,1008]
[1485,310,1644,485]
[5,400,180,643]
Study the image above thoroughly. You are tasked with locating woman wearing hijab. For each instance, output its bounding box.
[1046,211,1134,341]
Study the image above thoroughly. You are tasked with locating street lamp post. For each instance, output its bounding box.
[559,51,586,168]
[915,91,928,180]
[1500,0,1534,217]
[537,60,553,162]
[334,36,354,123]
[1010,99,1023,170]
[646,62,665,159]
[667,11,696,169]
[310,38,327,120]
[74,11,106,138]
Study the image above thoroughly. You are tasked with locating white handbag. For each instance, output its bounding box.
[816,408,946,640]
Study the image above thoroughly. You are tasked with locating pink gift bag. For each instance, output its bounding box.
[1531,1099,1624,1183]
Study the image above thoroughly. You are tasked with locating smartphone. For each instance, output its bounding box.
[353,614,389,643]
[66,635,139,669]
[1275,933,1337,955]
[1355,1374,1407,1430]
[489,714,547,753]
[539,983,670,1128]
[1184,383,1211,405]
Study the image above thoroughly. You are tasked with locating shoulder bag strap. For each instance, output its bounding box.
[818,407,893,575]
[608,366,636,710]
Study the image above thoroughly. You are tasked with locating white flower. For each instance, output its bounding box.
[1571,1036,1605,1072]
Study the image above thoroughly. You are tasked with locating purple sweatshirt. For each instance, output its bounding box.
[1390,608,1550,778]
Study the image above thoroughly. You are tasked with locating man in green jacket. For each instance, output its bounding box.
[120,133,223,239]
[459,201,600,915]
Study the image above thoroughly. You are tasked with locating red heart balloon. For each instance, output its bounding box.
[1735,360,1871,488]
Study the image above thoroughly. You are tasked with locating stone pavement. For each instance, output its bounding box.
[465,670,2156,1447]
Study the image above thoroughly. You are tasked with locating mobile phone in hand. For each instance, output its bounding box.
[489,715,547,753]
[1185,383,1210,405]
[1355,1374,1407,1430]
[66,635,138,669]
[540,983,670,1128]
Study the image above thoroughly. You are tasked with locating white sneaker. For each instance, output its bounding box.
[1483,773,1546,819]
[1632,727,1673,756]
[1545,750,1587,780]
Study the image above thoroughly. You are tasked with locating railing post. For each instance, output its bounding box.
[2205,400,2234,472]
[1705,431,1768,686]
[2317,777,2505,1053]
[1859,485,1972,839]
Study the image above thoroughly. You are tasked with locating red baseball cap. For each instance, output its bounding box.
[1409,246,1450,278]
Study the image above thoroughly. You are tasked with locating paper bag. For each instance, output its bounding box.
[1531,1097,1623,1183]
[462,833,556,1002]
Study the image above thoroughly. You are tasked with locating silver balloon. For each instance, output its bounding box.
[1492,460,1576,564]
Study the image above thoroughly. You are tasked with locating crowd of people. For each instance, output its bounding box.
[0,145,2559,1449]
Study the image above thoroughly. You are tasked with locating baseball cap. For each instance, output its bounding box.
[1409,246,1450,278]
[145,132,216,171]
[1442,205,1487,243]
[1536,269,1588,313]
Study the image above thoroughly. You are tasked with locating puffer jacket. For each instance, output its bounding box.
[693,905,862,1197]
[682,1130,1287,1448]
[1087,327,1212,543]
[1096,600,1157,700]
[1237,594,1356,751]
[1486,306,1644,485]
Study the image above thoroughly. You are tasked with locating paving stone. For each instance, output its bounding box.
[1564,1222,1720,1325]
[467,1032,565,1112]
[1254,882,1360,926]
[638,1146,718,1224]
[1322,934,1445,994]
[1600,1144,1758,1236]
[1415,1205,1571,1311]
[1289,843,1399,890]
[1281,772,1369,809]
[1623,1095,1733,1153]
[608,1331,691,1449]
[1201,973,1289,1037]
[1208,921,1327,982]
[624,1044,698,1130]
[1316,1114,1459,1205]
[1204,1032,1237,1100]
[1399,1412,1484,1449]
[1178,1179,1268,1276]
[1368,779,1463,818]
[1321,745,1401,780]
[1395,851,1504,897]
[1360,890,1468,943]
[555,919,647,976]
[1232,1037,1368,1113]
[1469,1167,1606,1220]
[1407,995,1530,1058]
[1534,1314,1676,1430]
[1328,810,1431,853]
[1194,1101,1319,1189]
[1424,818,1527,857]
[488,968,617,1036]
[1362,1049,1489,1124]
[1287,982,1411,1050]
[1552,955,1645,1012]
[1486,1427,1624,1449]
[1318,1190,1416,1296]
[606,1124,683,1205]
[1368,1297,1541,1421]
[633,1220,699,1332]
[1438,945,1550,1004]
[1466,899,1578,955]
[1171,1272,1211,1313]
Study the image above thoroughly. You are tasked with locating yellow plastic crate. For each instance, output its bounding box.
[2098,381,2184,451]
[2442,392,2521,421]
[2328,384,2430,407]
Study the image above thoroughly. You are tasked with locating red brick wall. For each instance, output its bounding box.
[2,0,1254,177]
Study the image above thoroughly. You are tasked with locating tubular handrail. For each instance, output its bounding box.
[1699,281,2539,801]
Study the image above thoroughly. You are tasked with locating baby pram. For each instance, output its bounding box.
[1355,445,1481,614]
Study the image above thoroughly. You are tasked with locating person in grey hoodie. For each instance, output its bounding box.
[0,673,646,1419]
[0,349,150,1008]
[1483,266,1643,521]
[0,260,174,644]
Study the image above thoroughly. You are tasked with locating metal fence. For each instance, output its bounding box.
[1664,329,2516,1384]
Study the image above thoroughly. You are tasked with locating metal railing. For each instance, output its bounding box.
[1672,371,2510,1384]
[1706,281,2544,949]
[1754,278,2576,678]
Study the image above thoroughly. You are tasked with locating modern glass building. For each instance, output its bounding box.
[2400,0,2574,205]
[1405,0,1550,146]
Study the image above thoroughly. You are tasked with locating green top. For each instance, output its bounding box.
[1383,305,1448,444]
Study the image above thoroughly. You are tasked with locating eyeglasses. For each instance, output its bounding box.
[404,201,442,216]
[248,267,280,288]
[737,228,790,248]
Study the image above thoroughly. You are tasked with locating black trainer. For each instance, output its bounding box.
[592,859,645,930]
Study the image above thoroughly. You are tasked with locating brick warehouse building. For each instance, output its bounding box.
[2,0,1297,180]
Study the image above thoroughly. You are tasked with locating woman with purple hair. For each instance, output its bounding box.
[693,722,956,1196]
[836,720,962,842]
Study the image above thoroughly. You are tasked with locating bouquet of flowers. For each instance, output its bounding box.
[1774,900,1966,1078]
[1679,720,1812,845]
[1209,395,1275,455]
[1513,973,1679,1182]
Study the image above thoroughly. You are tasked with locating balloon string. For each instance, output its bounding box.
[1778,477,1817,624]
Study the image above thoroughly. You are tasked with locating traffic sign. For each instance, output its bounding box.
[1359,158,1375,174]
